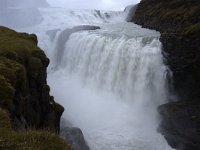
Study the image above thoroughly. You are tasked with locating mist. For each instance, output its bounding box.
[47,0,141,10]
[45,21,174,149]
[0,0,140,29]
[0,0,174,149]
[0,0,50,29]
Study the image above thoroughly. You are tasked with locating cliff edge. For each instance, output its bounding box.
[0,26,70,149]
[133,1,200,150]
[133,0,200,100]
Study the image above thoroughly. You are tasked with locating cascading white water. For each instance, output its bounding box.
[59,28,167,106]
[48,22,174,150]
[14,6,174,150]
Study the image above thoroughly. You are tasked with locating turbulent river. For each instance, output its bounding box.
[16,7,174,150]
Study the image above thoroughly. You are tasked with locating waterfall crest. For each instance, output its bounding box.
[48,23,174,150]
[54,23,169,107]
[26,7,174,150]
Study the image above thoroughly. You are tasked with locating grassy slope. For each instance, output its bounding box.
[133,0,200,35]
[0,26,70,150]
[0,109,71,150]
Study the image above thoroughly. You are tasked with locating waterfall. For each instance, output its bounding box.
[48,22,173,150]
[0,3,174,149]
[14,5,174,150]
[59,31,168,106]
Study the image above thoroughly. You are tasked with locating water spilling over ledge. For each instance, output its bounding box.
[48,21,173,149]
[12,6,175,150]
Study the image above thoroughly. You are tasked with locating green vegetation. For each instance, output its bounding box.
[0,26,70,150]
[0,130,71,150]
[0,75,15,110]
[0,109,12,130]
[183,23,200,35]
[0,26,47,110]
[135,0,200,35]
[0,109,71,150]
[0,26,48,65]
[28,57,42,78]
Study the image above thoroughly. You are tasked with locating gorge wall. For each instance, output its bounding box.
[132,0,200,149]
[0,26,70,149]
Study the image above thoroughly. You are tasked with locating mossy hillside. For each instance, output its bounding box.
[0,26,69,149]
[0,26,48,65]
[0,104,70,150]
[0,26,47,96]
[0,57,26,87]
[0,130,71,150]
[0,109,71,150]
[0,108,12,130]
[133,0,200,35]
[0,26,55,118]
[28,57,42,79]
[0,75,15,110]
[0,56,27,111]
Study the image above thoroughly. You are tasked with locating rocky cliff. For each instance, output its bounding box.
[133,0,200,150]
[0,26,71,149]
[133,0,200,100]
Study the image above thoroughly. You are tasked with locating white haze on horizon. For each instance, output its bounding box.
[47,0,141,10]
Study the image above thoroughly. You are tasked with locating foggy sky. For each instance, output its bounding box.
[47,0,140,10]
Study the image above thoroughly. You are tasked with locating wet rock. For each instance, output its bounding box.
[133,0,200,149]
[0,26,64,132]
[124,4,138,22]
[160,33,200,100]
[158,101,200,150]
[61,127,90,150]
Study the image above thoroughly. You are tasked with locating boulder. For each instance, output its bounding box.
[158,101,200,150]
[61,127,90,150]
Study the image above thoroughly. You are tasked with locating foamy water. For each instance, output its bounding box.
[15,7,174,150]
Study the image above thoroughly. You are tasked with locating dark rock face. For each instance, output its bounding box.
[125,4,138,22]
[160,34,200,100]
[158,102,200,150]
[133,0,200,149]
[133,0,200,34]
[0,26,64,133]
[133,0,200,100]
[61,127,90,150]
